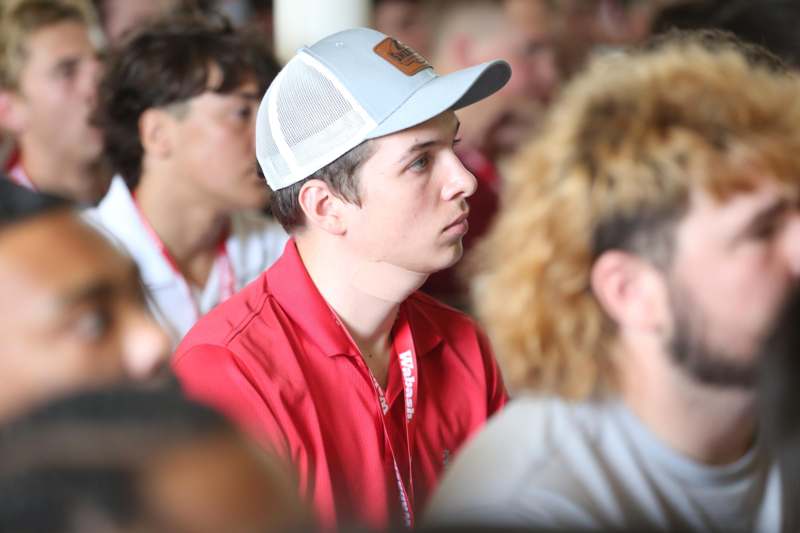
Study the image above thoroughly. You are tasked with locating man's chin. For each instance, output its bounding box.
[437,241,465,271]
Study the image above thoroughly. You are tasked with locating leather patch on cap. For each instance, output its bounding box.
[373,37,431,76]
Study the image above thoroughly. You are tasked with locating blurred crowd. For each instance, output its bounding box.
[2,0,800,532]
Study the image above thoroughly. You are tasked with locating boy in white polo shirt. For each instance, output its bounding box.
[87,15,287,342]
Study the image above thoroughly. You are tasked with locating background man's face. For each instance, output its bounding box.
[373,0,432,59]
[461,1,560,156]
[0,211,169,421]
[169,78,270,212]
[13,21,105,197]
[662,181,800,387]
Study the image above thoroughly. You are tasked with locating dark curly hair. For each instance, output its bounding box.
[93,14,280,188]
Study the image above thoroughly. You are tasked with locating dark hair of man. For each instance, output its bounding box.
[653,0,800,69]
[0,178,72,228]
[94,13,281,188]
[270,140,375,232]
[0,383,232,533]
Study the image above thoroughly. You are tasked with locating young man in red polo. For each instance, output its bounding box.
[173,28,510,530]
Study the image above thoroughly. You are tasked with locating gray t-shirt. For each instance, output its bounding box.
[425,396,782,532]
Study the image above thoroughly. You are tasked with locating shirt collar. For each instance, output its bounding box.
[267,239,443,359]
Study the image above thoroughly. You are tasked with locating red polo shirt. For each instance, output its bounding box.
[173,240,507,530]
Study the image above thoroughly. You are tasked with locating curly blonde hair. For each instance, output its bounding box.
[472,36,800,399]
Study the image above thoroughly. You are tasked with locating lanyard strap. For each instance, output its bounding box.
[131,195,235,320]
[367,308,419,528]
[8,162,36,191]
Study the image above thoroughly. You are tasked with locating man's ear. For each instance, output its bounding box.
[139,108,176,160]
[0,91,27,134]
[590,250,670,334]
[297,179,348,235]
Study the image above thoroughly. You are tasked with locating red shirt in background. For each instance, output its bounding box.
[173,240,507,530]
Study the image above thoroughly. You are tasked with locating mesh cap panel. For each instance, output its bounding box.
[257,52,375,190]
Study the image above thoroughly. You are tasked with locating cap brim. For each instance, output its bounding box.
[366,59,511,139]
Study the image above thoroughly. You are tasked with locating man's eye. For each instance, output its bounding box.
[235,106,253,121]
[752,223,780,241]
[409,154,430,172]
[55,63,78,80]
[72,308,112,342]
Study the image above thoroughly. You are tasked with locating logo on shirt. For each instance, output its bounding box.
[399,349,415,420]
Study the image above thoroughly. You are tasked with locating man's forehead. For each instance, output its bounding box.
[682,179,795,232]
[24,20,94,66]
[387,111,460,140]
[0,212,130,296]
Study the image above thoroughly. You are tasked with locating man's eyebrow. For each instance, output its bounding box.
[732,197,793,243]
[395,118,462,164]
[233,90,261,100]
[58,281,116,309]
[51,56,80,72]
[58,264,141,309]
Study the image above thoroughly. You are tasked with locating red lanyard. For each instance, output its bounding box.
[366,307,419,528]
[131,194,235,320]
[8,162,37,191]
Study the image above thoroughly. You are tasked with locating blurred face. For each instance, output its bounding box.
[0,211,170,421]
[462,2,559,155]
[12,21,105,199]
[101,0,178,45]
[374,0,431,58]
[142,432,308,533]
[170,79,270,212]
[343,111,477,274]
[663,181,800,387]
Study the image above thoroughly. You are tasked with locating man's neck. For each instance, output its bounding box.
[18,139,107,204]
[135,173,229,287]
[296,234,427,385]
[614,336,756,466]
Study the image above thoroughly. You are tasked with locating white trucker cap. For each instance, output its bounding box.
[256,27,511,190]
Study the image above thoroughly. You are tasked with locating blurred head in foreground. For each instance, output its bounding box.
[472,32,800,397]
[0,180,169,421]
[0,385,309,533]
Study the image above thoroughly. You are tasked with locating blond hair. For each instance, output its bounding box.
[0,0,94,90]
[472,37,800,399]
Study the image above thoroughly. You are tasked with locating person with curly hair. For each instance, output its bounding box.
[427,33,800,531]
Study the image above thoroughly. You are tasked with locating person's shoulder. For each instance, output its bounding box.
[229,210,289,276]
[425,396,607,526]
[454,395,592,465]
[231,210,289,247]
[175,270,272,356]
[431,396,572,494]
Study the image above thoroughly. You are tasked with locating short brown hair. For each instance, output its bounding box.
[269,140,374,232]
[471,35,800,399]
[94,14,280,187]
[0,0,93,90]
